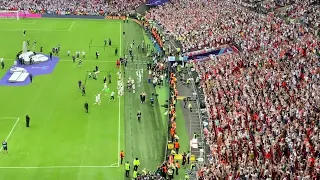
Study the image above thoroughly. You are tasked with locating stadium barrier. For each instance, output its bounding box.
[0,12,41,18]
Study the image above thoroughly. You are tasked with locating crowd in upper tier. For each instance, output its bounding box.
[146,0,319,53]
[0,0,146,15]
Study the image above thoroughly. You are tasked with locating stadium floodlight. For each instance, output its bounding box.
[0,10,20,20]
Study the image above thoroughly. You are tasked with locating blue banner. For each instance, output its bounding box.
[146,0,169,6]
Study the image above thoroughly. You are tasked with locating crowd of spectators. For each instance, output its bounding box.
[146,0,319,53]
[177,0,320,179]
[277,0,319,28]
[146,0,234,52]
[0,0,145,15]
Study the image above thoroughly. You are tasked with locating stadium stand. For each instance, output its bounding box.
[146,0,320,179]
[0,0,146,15]
[1,0,319,178]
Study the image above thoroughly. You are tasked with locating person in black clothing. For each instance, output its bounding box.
[124,59,127,68]
[29,74,33,83]
[137,111,141,122]
[95,66,99,72]
[84,101,89,113]
[115,48,118,56]
[72,55,76,63]
[1,60,4,69]
[78,80,82,89]
[182,152,187,166]
[108,38,112,46]
[82,85,86,96]
[103,76,107,84]
[26,114,30,127]
[104,39,107,46]
[108,72,111,84]
[95,51,99,59]
[40,47,43,53]
[49,52,52,60]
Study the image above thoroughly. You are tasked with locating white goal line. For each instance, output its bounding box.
[0,21,36,25]
[3,59,119,63]
[0,164,119,169]
[0,28,70,32]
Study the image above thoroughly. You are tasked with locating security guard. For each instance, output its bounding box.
[132,170,138,180]
[133,158,140,171]
[125,161,130,177]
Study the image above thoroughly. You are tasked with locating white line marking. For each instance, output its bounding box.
[0,118,20,152]
[3,59,117,63]
[0,165,119,169]
[0,117,19,120]
[68,21,75,31]
[0,29,69,32]
[0,22,35,25]
[117,22,123,167]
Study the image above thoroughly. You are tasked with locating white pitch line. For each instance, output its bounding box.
[3,59,117,63]
[116,22,123,167]
[0,117,19,120]
[0,118,20,152]
[0,165,119,169]
[32,21,37,24]
[68,21,75,31]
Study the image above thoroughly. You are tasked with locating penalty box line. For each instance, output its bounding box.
[0,117,20,152]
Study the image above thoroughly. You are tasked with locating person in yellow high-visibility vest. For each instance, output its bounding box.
[125,162,130,177]
[132,170,138,180]
[133,158,140,171]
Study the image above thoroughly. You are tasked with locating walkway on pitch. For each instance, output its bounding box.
[122,21,165,176]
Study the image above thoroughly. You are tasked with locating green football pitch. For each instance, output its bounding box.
[0,18,167,180]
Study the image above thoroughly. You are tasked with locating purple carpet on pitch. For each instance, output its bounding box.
[0,55,60,86]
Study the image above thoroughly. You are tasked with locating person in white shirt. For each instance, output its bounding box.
[117,71,122,80]
[110,91,115,101]
[102,83,108,92]
[94,93,101,105]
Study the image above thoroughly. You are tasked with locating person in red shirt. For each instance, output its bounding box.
[116,59,120,68]
[120,150,124,165]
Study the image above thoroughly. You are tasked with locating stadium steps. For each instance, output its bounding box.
[188,101,204,159]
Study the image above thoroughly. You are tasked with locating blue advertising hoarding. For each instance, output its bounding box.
[146,0,169,6]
